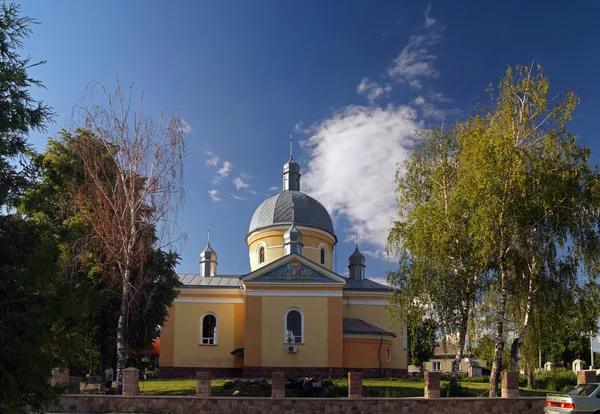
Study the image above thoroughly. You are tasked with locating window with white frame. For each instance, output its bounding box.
[432,361,441,371]
[320,248,326,265]
[201,313,217,345]
[285,309,303,344]
[386,345,392,361]
[259,247,265,263]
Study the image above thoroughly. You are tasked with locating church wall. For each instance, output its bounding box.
[343,337,393,368]
[244,296,262,367]
[172,302,238,368]
[159,306,176,367]
[343,303,407,370]
[327,297,344,367]
[260,296,329,367]
[247,228,335,271]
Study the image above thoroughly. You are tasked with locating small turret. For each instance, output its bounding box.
[200,228,218,277]
[283,202,303,255]
[348,246,365,280]
[282,135,301,191]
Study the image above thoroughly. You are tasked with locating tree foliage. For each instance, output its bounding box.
[388,62,600,397]
[407,318,438,374]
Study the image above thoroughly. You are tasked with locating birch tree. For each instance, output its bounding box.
[71,82,186,394]
[388,126,484,388]
[455,62,595,396]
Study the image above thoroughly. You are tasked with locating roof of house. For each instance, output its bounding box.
[433,344,475,358]
[343,318,396,337]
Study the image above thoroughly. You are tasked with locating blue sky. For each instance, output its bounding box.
[19,1,600,281]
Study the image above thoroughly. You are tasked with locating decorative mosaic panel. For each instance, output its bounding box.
[254,258,331,282]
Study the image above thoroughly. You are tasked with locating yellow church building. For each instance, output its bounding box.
[159,154,408,378]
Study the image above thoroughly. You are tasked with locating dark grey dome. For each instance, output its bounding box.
[248,190,335,237]
[348,246,365,266]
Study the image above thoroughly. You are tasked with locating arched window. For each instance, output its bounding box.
[201,313,217,345]
[259,247,265,263]
[285,309,303,344]
[320,248,326,265]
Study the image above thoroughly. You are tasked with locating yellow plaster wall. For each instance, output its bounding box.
[247,228,335,271]
[244,296,262,367]
[159,306,175,367]
[343,338,393,368]
[260,296,329,367]
[343,303,407,370]
[171,302,238,368]
[327,297,343,367]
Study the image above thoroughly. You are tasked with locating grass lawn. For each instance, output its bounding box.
[137,378,551,398]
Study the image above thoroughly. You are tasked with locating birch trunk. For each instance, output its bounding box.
[451,300,470,384]
[115,266,131,395]
[510,269,535,372]
[489,253,508,397]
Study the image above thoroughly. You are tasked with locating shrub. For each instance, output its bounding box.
[534,369,576,392]
[441,381,474,397]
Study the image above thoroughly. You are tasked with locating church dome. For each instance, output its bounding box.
[248,190,335,238]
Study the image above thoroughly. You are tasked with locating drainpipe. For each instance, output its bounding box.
[378,333,384,377]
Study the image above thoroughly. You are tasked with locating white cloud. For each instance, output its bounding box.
[388,30,442,89]
[268,185,279,193]
[206,156,219,167]
[233,176,249,190]
[425,4,436,28]
[303,105,419,253]
[213,160,232,183]
[428,91,452,103]
[218,161,232,177]
[356,78,392,104]
[231,193,246,200]
[413,96,425,106]
[208,189,221,201]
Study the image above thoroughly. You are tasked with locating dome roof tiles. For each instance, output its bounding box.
[248,190,335,237]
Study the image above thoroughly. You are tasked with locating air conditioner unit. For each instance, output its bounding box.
[287,346,298,353]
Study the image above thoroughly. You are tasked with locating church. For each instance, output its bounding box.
[159,152,408,378]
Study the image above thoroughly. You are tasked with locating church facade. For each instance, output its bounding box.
[159,154,408,378]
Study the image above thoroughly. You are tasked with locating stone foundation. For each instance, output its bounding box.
[160,366,243,378]
[161,366,406,379]
[243,366,407,379]
[53,395,546,413]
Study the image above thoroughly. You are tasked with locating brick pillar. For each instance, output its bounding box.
[501,371,519,398]
[68,377,81,394]
[271,372,285,398]
[577,370,597,385]
[348,372,362,399]
[196,371,211,397]
[51,368,69,387]
[424,371,441,398]
[122,367,140,396]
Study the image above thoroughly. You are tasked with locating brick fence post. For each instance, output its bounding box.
[424,371,441,398]
[51,368,69,388]
[122,367,140,396]
[501,371,519,398]
[578,370,597,385]
[68,376,81,394]
[348,372,362,399]
[271,372,285,398]
[196,371,212,397]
